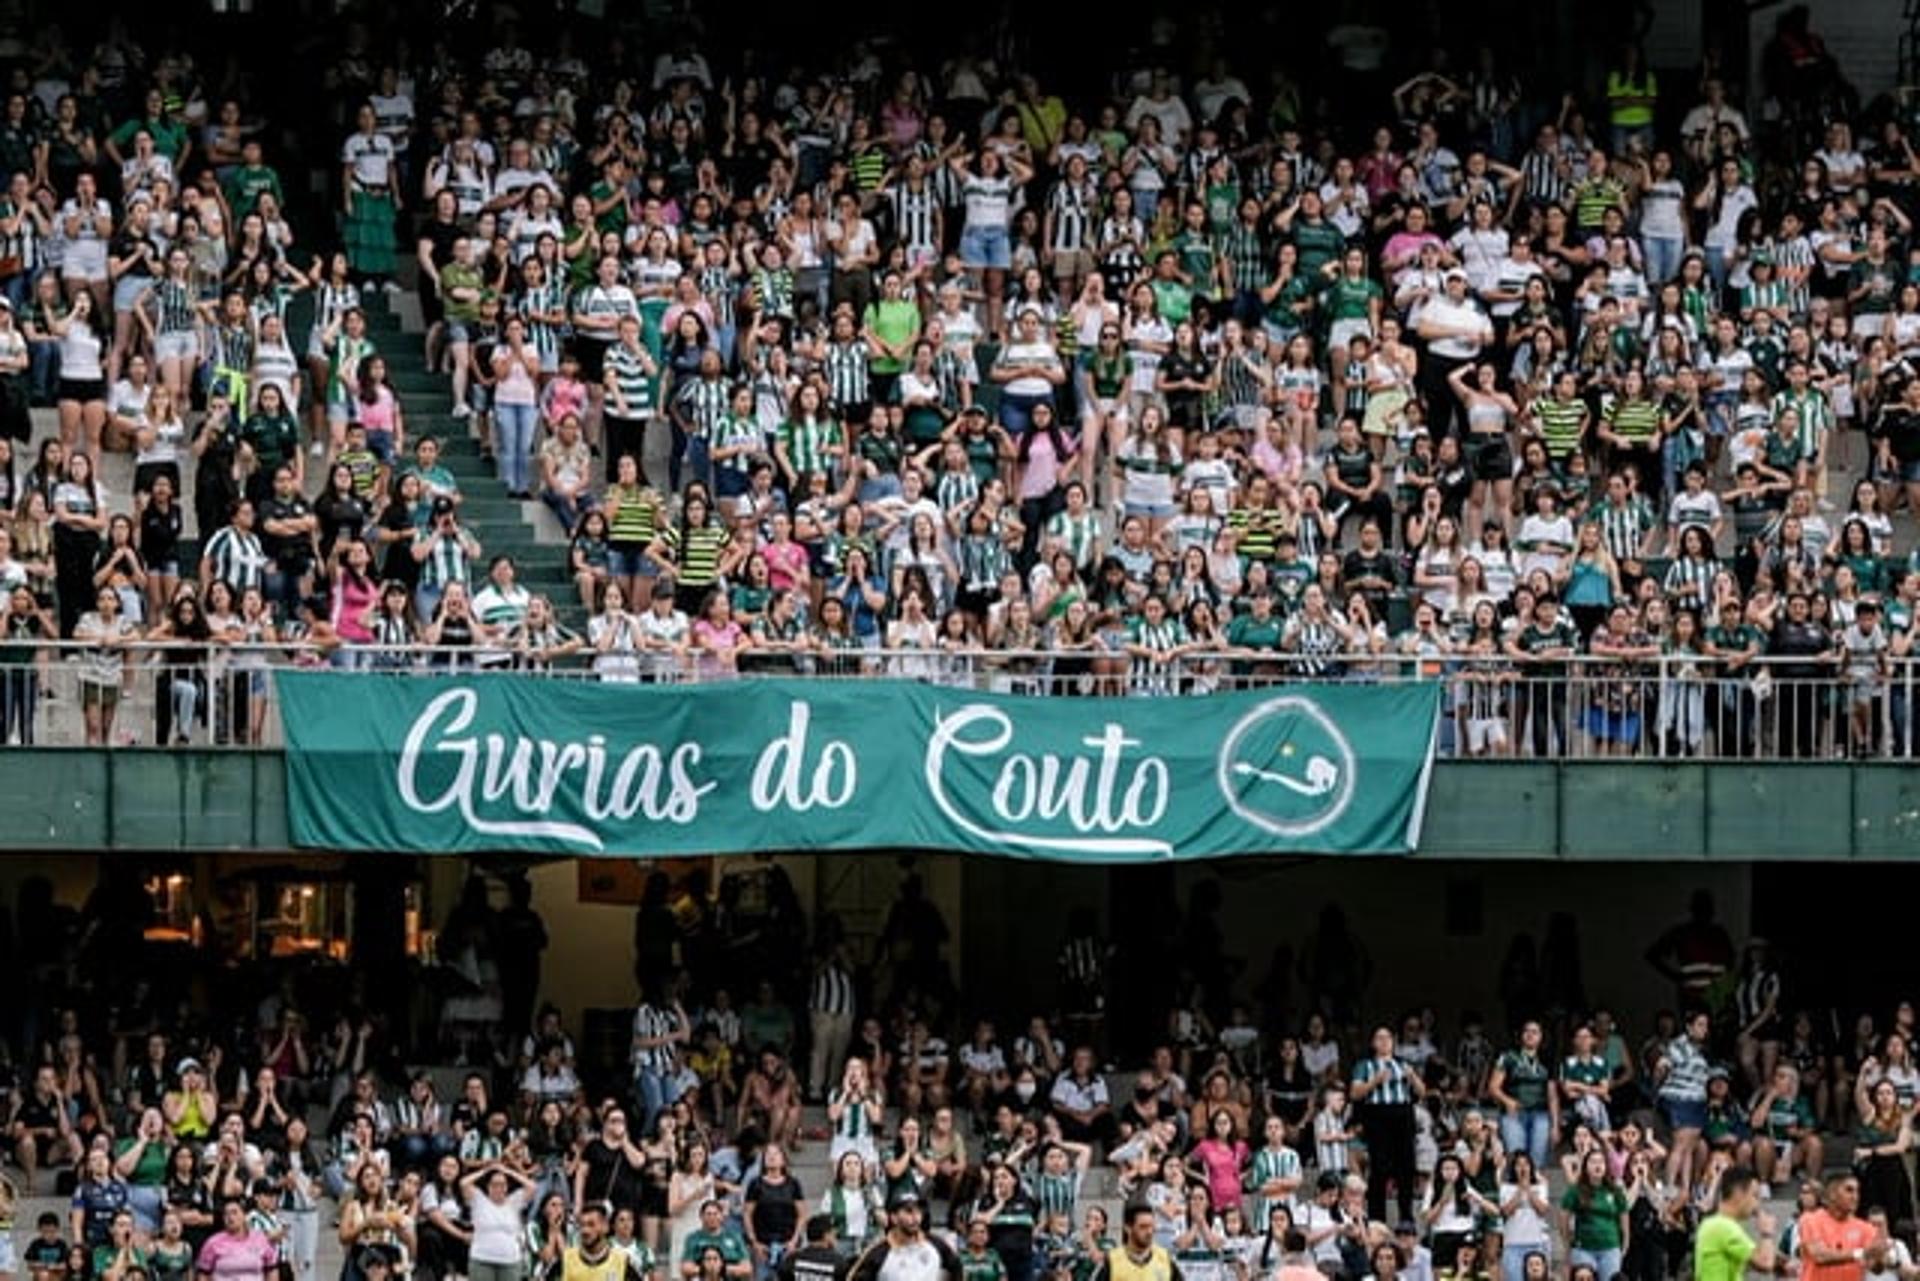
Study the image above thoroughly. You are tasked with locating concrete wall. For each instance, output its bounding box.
[958,856,1754,1040]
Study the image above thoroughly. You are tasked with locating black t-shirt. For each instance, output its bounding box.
[1161,351,1212,418]
[780,1245,847,1281]
[1879,405,1920,463]
[14,1090,58,1130]
[579,1138,645,1212]
[1343,549,1399,596]
[140,501,182,566]
[746,1173,804,1246]
[108,231,158,283]
[422,219,465,292]
[1329,445,1374,490]
[316,492,371,560]
[259,496,315,567]
[379,504,419,586]
[1769,619,1832,677]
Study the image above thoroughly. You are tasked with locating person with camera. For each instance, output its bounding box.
[411,496,481,623]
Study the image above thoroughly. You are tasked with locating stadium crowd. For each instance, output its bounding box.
[0,12,1909,757]
[0,865,1908,1281]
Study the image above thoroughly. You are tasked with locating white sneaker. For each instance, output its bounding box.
[450,403,472,419]
[308,442,325,457]
[381,280,404,294]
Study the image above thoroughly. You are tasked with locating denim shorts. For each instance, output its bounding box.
[1661,1095,1706,1130]
[1124,500,1176,519]
[960,224,1012,270]
[154,330,199,362]
[609,547,658,579]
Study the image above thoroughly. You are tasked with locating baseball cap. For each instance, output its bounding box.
[887,1187,924,1211]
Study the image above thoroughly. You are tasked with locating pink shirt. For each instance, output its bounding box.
[1191,1138,1249,1213]
[333,574,380,643]
[1382,231,1442,269]
[543,377,588,427]
[1017,431,1067,501]
[358,386,398,435]
[196,1230,276,1281]
[691,619,747,677]
[763,540,808,592]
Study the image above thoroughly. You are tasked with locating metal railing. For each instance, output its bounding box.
[0,641,1913,761]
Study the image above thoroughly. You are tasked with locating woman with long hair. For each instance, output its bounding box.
[148,588,211,745]
[1853,1076,1913,1218]
[1559,1148,1628,1281]
[51,289,107,455]
[52,450,107,636]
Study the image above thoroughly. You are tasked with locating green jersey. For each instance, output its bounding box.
[1693,1213,1756,1281]
[962,1249,1009,1281]
[1174,230,1219,297]
[1560,1184,1628,1250]
[1495,1049,1551,1110]
[1323,275,1382,322]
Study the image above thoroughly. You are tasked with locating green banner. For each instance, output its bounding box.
[277,673,1441,861]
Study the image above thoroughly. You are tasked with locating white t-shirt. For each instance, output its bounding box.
[1640,178,1687,240]
[962,174,1014,231]
[59,198,110,273]
[877,1239,946,1281]
[1498,1179,1551,1246]
[1420,297,1492,360]
[467,1190,529,1265]
[1703,185,1757,250]
[343,132,395,189]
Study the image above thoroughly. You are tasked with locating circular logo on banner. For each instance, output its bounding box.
[1216,694,1358,838]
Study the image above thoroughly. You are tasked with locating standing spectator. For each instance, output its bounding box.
[808,945,857,1101]
[341,103,402,292]
[631,982,691,1133]
[1351,1025,1426,1224]
[1489,1020,1556,1169]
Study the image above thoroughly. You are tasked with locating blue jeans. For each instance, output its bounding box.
[857,472,903,506]
[1643,235,1685,286]
[29,337,58,402]
[1704,246,1731,292]
[998,390,1053,436]
[493,401,538,493]
[127,1185,165,1234]
[1504,1245,1549,1281]
[634,1067,669,1132]
[757,1243,792,1281]
[1571,1247,1621,1281]
[1500,1107,1552,1170]
[544,488,592,535]
[415,581,445,624]
[677,430,711,493]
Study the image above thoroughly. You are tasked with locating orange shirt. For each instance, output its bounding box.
[1799,1209,1877,1281]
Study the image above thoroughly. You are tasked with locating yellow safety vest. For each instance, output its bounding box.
[1606,72,1657,128]
[563,1245,629,1281]
[1107,1245,1175,1281]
